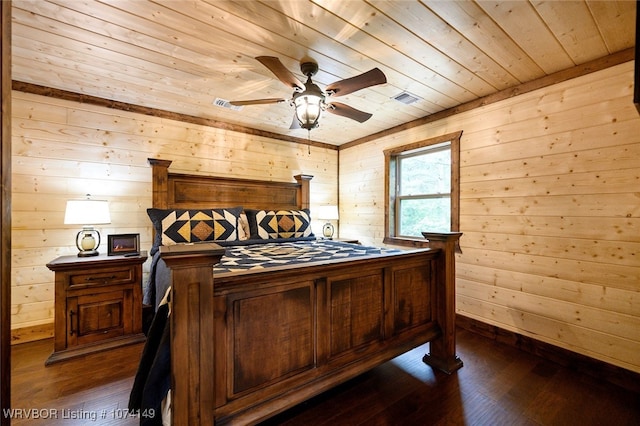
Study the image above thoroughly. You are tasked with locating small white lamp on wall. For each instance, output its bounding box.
[64,195,111,257]
[317,205,339,239]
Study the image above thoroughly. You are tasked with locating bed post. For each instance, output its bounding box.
[148,158,172,209]
[159,243,225,426]
[294,174,313,209]
[421,232,463,374]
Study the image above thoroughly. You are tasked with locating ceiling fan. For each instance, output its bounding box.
[230,56,387,131]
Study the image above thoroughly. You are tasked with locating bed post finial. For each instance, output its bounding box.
[148,158,172,209]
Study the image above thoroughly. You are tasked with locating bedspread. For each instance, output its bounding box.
[214,239,401,273]
[145,239,402,308]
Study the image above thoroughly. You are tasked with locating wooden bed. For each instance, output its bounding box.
[147,158,463,425]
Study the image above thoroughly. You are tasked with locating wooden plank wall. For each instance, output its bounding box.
[338,61,640,373]
[10,92,337,340]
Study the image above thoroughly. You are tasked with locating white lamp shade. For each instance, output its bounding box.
[64,199,111,225]
[317,205,339,221]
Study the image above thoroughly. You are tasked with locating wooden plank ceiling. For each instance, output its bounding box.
[10,0,637,146]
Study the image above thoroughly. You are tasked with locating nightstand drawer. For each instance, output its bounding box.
[69,266,136,288]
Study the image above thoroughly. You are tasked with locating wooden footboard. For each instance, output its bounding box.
[148,158,462,424]
[160,232,462,426]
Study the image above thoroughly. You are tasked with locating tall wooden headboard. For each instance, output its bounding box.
[148,158,313,210]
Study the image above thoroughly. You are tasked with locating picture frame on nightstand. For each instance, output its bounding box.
[107,233,140,256]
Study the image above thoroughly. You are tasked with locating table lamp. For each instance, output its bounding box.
[317,205,339,239]
[64,195,111,257]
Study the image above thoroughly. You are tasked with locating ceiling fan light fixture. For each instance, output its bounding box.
[293,93,323,130]
[293,78,325,130]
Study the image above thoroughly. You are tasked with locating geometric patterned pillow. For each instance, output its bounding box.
[245,209,313,240]
[147,207,242,253]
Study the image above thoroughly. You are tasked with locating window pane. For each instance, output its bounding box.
[399,147,450,195]
[399,198,451,237]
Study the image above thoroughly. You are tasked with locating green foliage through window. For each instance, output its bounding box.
[397,142,451,237]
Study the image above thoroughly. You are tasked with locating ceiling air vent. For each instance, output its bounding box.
[391,91,420,105]
[213,98,243,111]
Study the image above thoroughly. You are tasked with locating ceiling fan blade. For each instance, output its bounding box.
[229,98,287,106]
[256,56,305,91]
[325,68,387,97]
[326,102,373,123]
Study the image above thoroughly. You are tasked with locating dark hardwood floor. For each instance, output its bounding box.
[10,329,640,425]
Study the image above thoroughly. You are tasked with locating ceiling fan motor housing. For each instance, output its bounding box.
[300,61,319,77]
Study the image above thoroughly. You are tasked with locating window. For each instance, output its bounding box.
[384,131,461,246]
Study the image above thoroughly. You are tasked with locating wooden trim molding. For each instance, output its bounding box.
[10,81,338,152]
[456,314,640,394]
[11,48,634,151]
[341,47,636,150]
[10,324,54,345]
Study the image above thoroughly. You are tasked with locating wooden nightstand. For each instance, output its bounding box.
[45,252,148,365]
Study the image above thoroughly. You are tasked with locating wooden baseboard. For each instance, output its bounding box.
[11,323,54,345]
[456,314,640,394]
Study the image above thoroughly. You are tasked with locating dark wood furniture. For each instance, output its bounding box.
[45,252,147,365]
[148,158,462,425]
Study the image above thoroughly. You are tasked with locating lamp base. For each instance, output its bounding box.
[322,222,335,239]
[77,249,99,257]
[76,228,101,257]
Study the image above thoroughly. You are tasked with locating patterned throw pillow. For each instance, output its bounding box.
[147,207,243,252]
[245,209,313,240]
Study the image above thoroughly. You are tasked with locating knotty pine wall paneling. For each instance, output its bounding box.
[10,91,337,339]
[338,61,640,373]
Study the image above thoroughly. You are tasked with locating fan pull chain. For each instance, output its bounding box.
[307,130,311,154]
